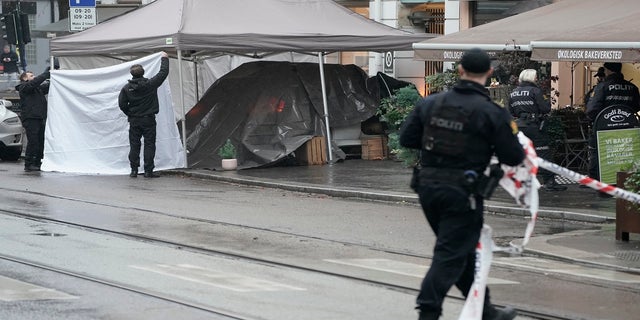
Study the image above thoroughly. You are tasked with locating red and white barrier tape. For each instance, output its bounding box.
[537,158,640,204]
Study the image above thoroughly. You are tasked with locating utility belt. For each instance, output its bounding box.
[412,165,503,199]
[516,113,544,130]
[517,113,541,122]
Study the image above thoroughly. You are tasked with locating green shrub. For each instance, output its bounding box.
[218,139,236,159]
[377,86,421,131]
[623,162,640,211]
[376,85,422,166]
[425,68,460,93]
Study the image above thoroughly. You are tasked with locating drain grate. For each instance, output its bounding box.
[613,251,640,261]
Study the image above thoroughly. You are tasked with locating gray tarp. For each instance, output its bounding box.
[185,61,381,169]
[50,0,432,56]
[413,0,640,62]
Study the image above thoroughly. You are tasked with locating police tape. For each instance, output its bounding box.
[459,225,493,320]
[537,158,640,204]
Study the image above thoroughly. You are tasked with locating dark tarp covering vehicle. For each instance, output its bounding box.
[184,61,411,169]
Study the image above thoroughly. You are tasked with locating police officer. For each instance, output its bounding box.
[399,48,524,320]
[16,68,51,172]
[509,69,566,191]
[584,67,605,106]
[118,51,170,178]
[586,62,640,183]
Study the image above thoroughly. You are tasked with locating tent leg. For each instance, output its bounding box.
[318,52,333,162]
[178,50,188,167]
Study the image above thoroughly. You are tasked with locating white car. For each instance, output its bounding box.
[0,99,24,161]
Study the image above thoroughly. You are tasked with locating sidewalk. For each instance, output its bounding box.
[171,158,640,273]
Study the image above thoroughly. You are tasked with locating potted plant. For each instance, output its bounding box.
[218,139,237,170]
[617,162,640,241]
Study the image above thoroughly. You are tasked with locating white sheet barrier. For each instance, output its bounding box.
[43,53,186,174]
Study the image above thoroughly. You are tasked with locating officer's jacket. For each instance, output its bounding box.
[16,70,50,121]
[118,57,169,118]
[399,80,524,173]
[508,81,550,118]
[586,73,640,122]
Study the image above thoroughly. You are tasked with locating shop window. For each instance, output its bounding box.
[471,0,552,26]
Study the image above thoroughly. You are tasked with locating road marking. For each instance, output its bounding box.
[0,275,77,301]
[130,264,306,292]
[324,258,519,285]
[494,257,640,284]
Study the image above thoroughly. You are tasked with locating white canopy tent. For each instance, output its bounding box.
[49,0,432,164]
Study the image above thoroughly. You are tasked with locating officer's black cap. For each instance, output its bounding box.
[460,48,491,73]
[603,62,622,73]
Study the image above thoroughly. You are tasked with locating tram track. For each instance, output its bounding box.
[0,207,576,320]
[0,253,258,320]
[0,252,574,320]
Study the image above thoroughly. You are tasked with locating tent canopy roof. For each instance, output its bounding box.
[50,0,433,56]
[413,0,640,62]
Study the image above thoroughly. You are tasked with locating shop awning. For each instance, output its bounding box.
[413,0,639,61]
[530,13,640,62]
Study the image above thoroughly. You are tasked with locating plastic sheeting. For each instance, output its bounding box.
[57,53,319,121]
[185,61,380,169]
[43,53,186,174]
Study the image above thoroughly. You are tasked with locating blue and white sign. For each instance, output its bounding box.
[69,0,96,7]
[69,7,96,32]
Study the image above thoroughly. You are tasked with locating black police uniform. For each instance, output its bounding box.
[586,72,640,180]
[1,49,20,74]
[16,69,50,171]
[118,57,170,176]
[508,81,561,189]
[400,79,524,320]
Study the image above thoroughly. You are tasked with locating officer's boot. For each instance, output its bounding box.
[130,167,138,178]
[24,158,32,171]
[418,311,439,320]
[24,156,40,171]
[543,176,567,191]
[483,306,517,320]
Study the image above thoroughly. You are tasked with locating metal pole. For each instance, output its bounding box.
[177,50,188,167]
[318,52,333,162]
[16,0,26,72]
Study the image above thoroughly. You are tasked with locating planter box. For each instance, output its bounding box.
[361,136,388,160]
[295,136,327,165]
[616,172,640,241]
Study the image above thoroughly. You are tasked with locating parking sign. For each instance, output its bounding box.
[69,0,96,7]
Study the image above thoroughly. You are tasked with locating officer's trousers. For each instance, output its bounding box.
[128,116,157,173]
[416,181,495,318]
[519,122,554,184]
[22,118,45,167]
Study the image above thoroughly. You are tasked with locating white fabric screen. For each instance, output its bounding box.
[42,53,186,175]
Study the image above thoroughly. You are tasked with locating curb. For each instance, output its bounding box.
[171,170,614,224]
